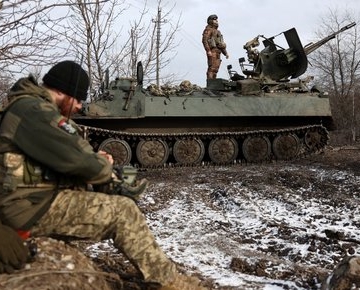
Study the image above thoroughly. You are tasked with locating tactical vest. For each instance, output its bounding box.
[208,30,226,49]
[0,152,57,194]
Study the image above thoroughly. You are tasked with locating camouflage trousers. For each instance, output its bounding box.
[30,189,177,285]
[206,49,221,79]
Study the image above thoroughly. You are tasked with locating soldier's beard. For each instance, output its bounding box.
[59,96,79,116]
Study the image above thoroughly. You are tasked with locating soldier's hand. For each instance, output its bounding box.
[94,165,149,201]
[226,54,229,59]
[98,150,114,165]
[0,223,29,274]
[118,178,149,201]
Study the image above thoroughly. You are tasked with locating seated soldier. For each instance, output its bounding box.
[0,60,207,290]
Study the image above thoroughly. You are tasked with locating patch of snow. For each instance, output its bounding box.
[86,164,360,289]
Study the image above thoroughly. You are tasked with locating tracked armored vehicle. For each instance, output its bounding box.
[74,23,355,168]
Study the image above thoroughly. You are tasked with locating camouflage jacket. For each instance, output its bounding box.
[0,76,112,230]
[202,24,228,56]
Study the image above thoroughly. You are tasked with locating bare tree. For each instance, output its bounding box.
[0,0,75,104]
[64,0,127,94]
[0,1,75,72]
[114,0,181,86]
[64,0,181,98]
[308,8,360,141]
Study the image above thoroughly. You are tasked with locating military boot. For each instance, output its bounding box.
[159,273,208,290]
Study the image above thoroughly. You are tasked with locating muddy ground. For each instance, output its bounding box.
[1,142,359,290]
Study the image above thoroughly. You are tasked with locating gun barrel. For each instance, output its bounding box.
[304,22,356,55]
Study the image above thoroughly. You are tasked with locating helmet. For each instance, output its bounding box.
[207,14,218,24]
[180,80,192,91]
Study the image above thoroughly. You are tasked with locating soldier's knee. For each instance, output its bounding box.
[110,194,141,215]
[117,195,137,206]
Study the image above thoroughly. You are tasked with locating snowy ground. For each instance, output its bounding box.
[1,146,359,290]
[85,146,360,289]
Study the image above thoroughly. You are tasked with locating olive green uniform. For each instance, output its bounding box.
[0,77,176,285]
[202,24,228,79]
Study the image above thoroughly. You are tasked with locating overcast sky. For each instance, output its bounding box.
[130,0,359,87]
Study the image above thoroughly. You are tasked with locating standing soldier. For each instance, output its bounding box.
[202,14,229,79]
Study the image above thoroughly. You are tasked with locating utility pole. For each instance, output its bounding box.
[130,28,136,78]
[352,90,357,142]
[152,7,167,87]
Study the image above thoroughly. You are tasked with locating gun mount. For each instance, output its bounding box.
[74,23,356,169]
[232,22,356,87]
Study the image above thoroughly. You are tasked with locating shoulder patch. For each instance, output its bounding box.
[58,118,77,134]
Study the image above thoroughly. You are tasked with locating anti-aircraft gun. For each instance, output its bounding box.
[74,23,356,168]
[226,22,356,93]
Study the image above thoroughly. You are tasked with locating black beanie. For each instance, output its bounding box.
[43,60,89,101]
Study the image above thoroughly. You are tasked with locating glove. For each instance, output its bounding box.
[94,165,149,201]
[0,223,29,274]
[94,176,149,201]
[116,177,149,201]
[113,165,149,200]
